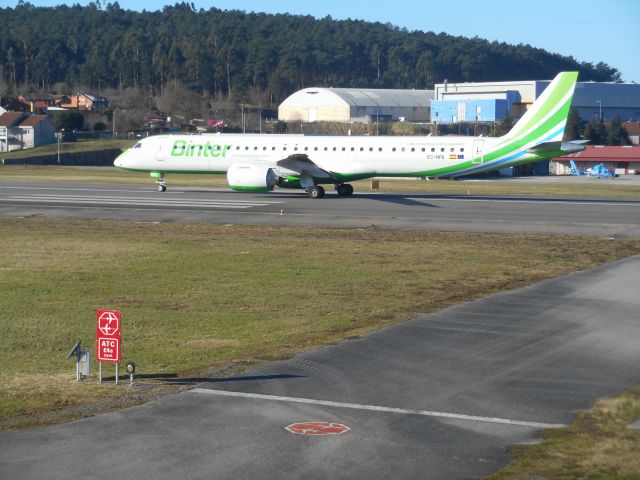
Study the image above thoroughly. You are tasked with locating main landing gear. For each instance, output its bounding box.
[306,185,325,199]
[336,183,354,197]
[305,183,354,198]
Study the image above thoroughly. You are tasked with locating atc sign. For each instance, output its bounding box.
[96,309,121,363]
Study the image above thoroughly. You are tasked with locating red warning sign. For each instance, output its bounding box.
[285,422,350,436]
[96,309,121,363]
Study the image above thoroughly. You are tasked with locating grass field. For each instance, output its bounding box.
[2,216,640,430]
[2,164,640,198]
[0,139,136,159]
[1,216,640,477]
[488,386,640,479]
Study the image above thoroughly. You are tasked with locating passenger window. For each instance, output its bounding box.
[402,147,406,152]
[324,147,328,151]
[440,148,445,152]
[421,148,425,152]
[314,147,318,151]
[411,148,415,152]
[272,147,276,151]
[304,147,308,151]
[245,146,249,150]
[450,147,454,152]
[360,147,364,151]
[333,147,337,151]
[254,146,258,150]
[460,148,465,152]
[294,147,298,151]
[369,147,374,152]
[342,147,346,151]
[392,147,396,152]
[283,147,287,151]
[351,147,355,151]
[431,148,435,152]
[263,146,267,151]
[378,147,383,152]
[236,146,240,150]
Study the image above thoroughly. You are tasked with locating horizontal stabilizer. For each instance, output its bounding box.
[526,140,587,155]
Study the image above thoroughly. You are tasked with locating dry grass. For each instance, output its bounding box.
[487,387,640,479]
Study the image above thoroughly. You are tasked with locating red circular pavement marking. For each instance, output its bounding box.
[285,422,351,436]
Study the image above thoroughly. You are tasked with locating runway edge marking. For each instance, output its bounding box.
[192,388,565,429]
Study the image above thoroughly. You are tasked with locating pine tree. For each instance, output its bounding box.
[564,107,583,140]
[606,116,630,145]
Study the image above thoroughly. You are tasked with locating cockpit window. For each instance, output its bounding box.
[133,143,142,149]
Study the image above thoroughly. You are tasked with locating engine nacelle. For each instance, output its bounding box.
[227,163,279,192]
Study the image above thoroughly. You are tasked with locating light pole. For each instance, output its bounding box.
[56,130,64,165]
[376,108,379,136]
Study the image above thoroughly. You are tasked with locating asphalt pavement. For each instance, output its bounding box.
[1,180,639,236]
[2,254,639,479]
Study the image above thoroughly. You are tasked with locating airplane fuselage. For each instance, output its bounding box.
[116,133,529,181]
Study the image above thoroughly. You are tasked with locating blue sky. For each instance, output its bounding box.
[3,0,639,82]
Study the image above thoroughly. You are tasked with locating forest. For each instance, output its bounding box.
[0,1,622,110]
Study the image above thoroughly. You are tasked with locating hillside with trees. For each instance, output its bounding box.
[0,1,621,110]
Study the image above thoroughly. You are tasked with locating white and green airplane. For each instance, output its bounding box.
[114,71,582,198]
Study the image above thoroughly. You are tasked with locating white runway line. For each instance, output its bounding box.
[6,194,280,209]
[192,388,566,429]
[409,197,640,207]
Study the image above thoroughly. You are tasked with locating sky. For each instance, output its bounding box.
[3,0,639,83]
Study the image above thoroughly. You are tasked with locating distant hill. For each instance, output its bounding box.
[0,2,621,105]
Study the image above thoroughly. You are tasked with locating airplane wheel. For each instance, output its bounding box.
[337,184,350,197]
[345,184,354,196]
[157,184,167,192]
[307,186,325,199]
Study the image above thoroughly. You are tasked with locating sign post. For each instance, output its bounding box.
[96,309,121,384]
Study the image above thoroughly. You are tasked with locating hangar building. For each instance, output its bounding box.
[278,88,433,124]
[431,80,640,124]
[552,145,640,175]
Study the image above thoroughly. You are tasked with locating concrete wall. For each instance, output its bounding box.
[2,148,122,166]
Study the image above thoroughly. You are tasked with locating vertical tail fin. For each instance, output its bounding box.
[569,159,579,175]
[502,71,579,146]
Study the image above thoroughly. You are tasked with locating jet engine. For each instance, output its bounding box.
[227,163,280,192]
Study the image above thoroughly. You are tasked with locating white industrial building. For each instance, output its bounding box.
[432,79,640,124]
[278,88,433,124]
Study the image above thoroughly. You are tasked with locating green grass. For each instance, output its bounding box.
[0,139,136,159]
[487,387,640,479]
[1,164,640,197]
[1,216,640,431]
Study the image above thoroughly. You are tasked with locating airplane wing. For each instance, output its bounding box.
[276,154,335,179]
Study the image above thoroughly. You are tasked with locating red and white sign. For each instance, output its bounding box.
[285,422,351,436]
[96,309,121,363]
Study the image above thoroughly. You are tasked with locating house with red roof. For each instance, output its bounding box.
[551,145,640,175]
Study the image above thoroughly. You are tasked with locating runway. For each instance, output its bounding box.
[1,180,639,236]
[2,254,639,479]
